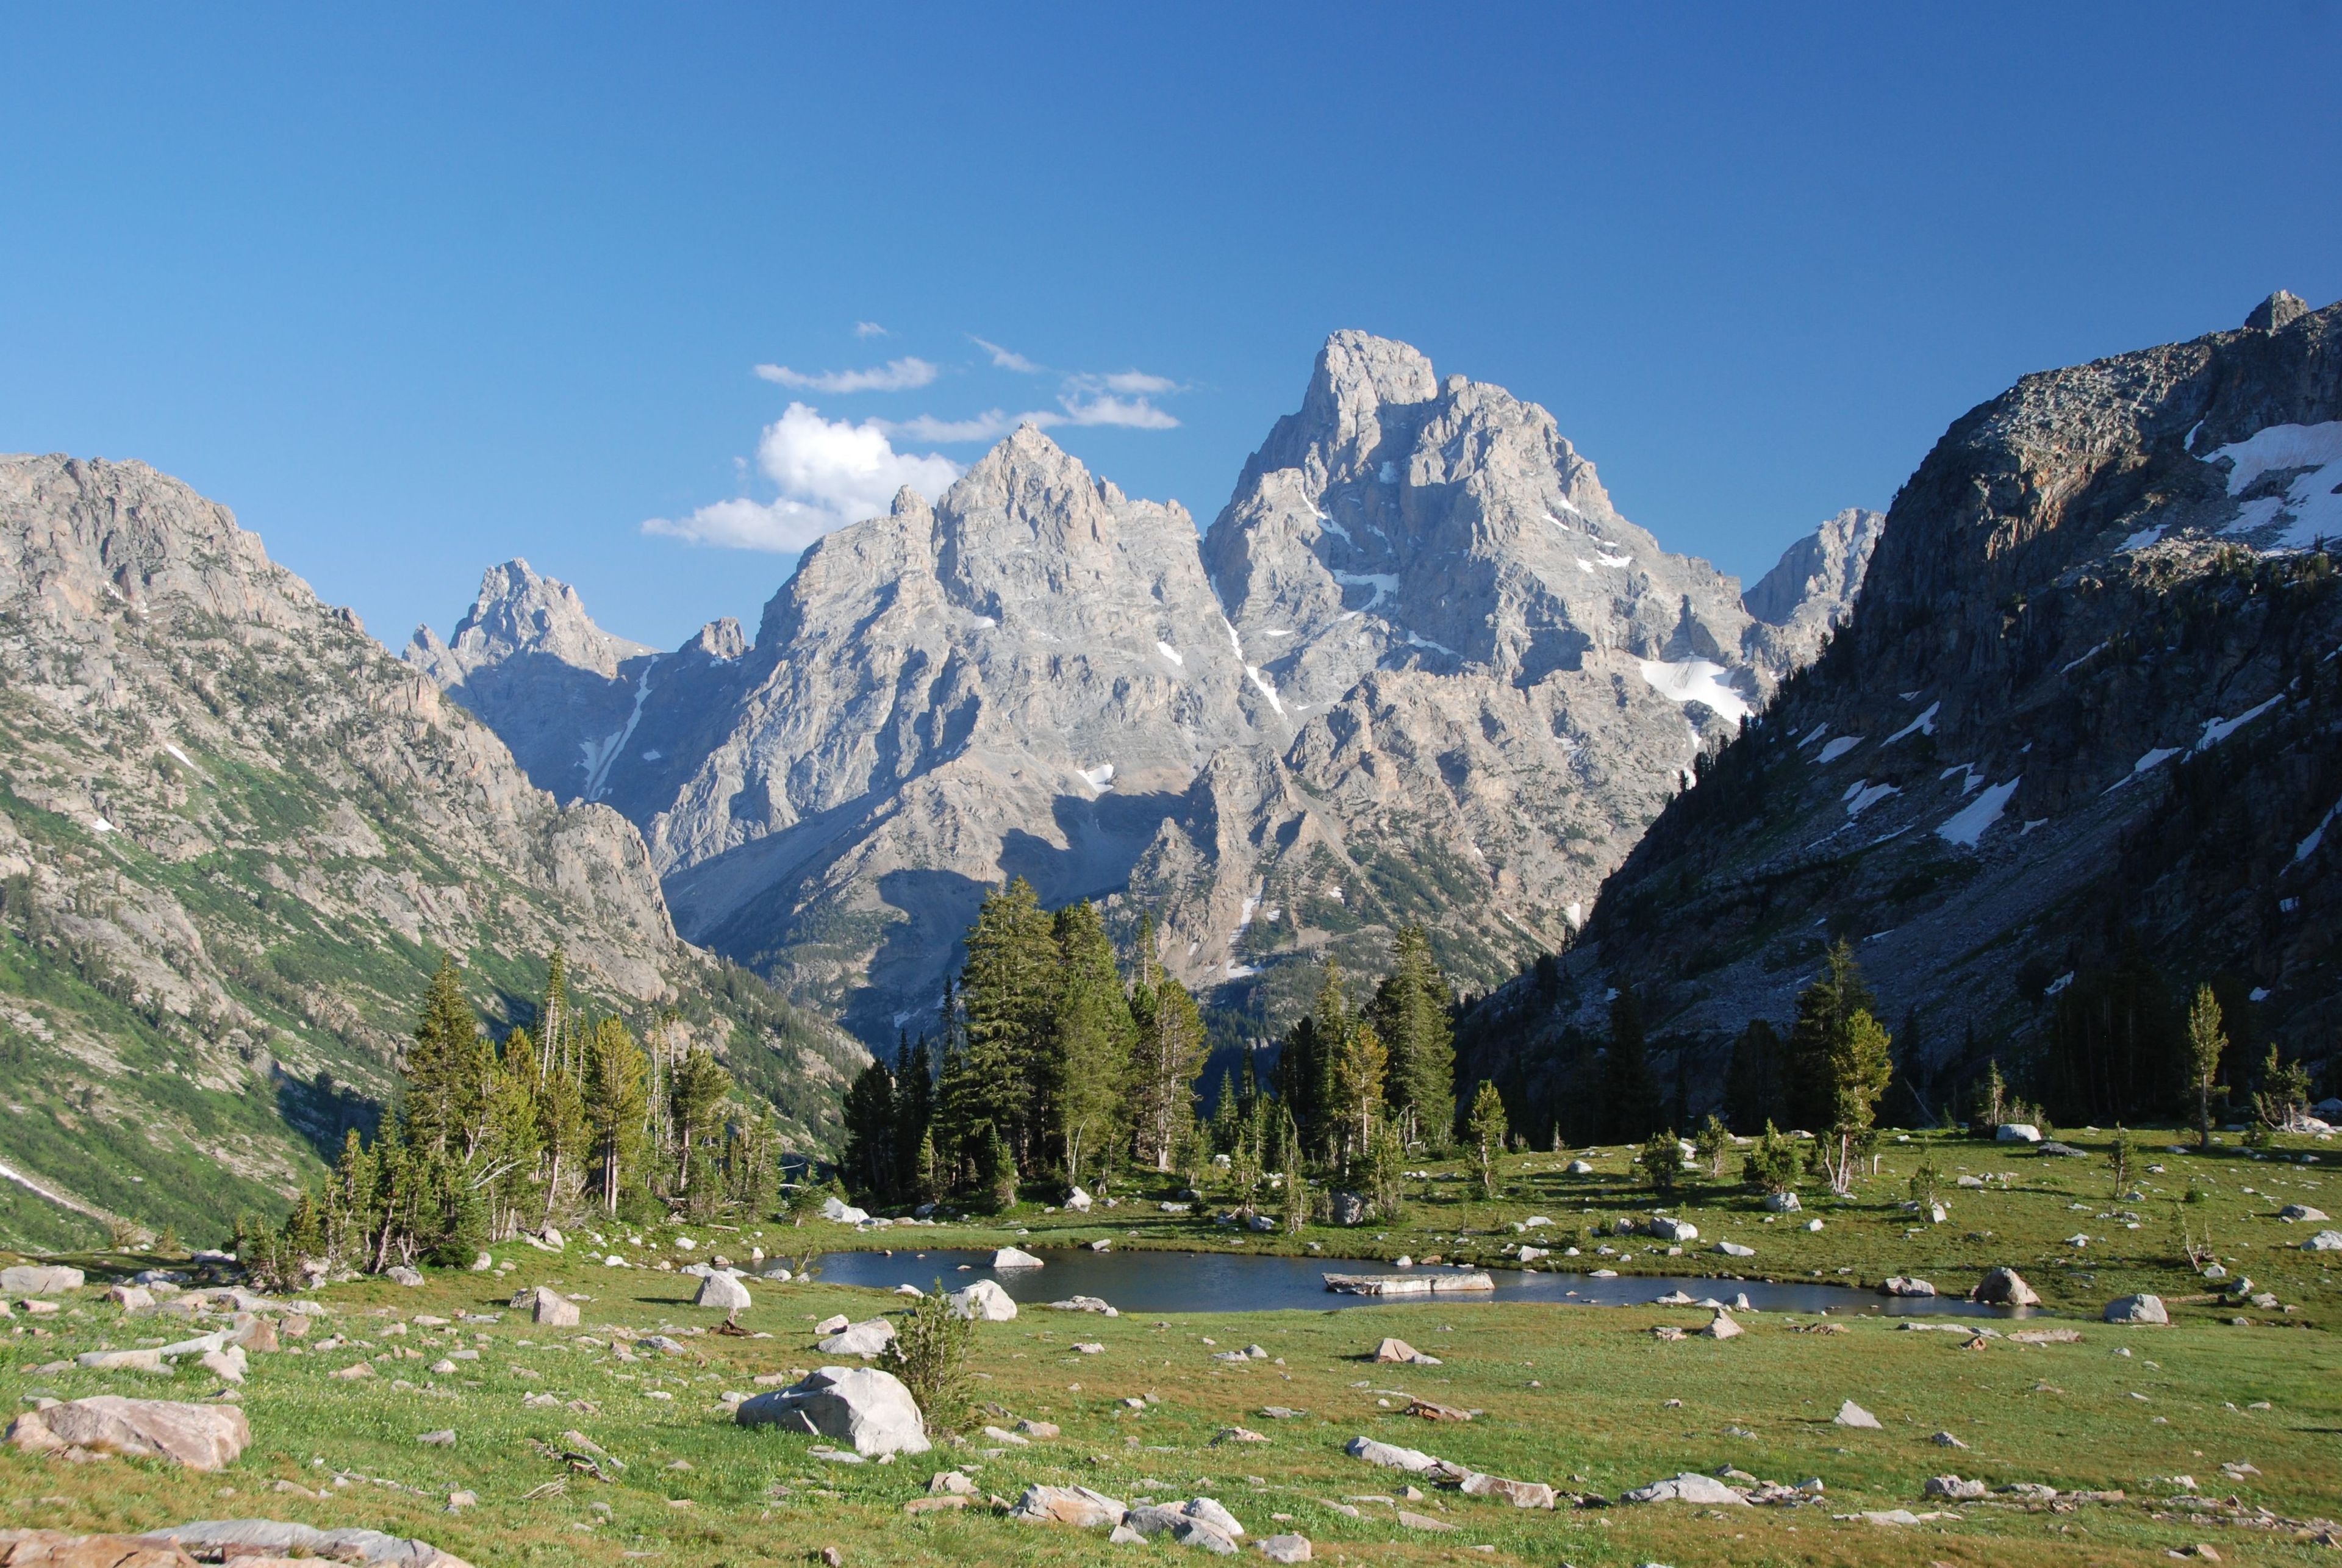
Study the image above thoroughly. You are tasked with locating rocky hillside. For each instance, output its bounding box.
[1466,292,2342,1126]
[414,333,1873,1045]
[0,456,864,1251]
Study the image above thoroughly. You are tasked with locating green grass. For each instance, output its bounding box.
[4,1232,2337,1567]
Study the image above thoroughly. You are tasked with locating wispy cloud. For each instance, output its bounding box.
[876,409,1043,443]
[1058,392,1179,429]
[643,402,961,552]
[753,356,939,393]
[853,321,888,338]
[1067,369,1181,396]
[972,335,1045,374]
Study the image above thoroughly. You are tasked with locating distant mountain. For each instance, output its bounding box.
[0,456,862,1251]
[1463,292,2342,1129]
[414,332,1872,1045]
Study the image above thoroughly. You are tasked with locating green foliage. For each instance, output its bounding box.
[840,1058,898,1201]
[1603,991,1661,1142]
[1907,1156,1943,1208]
[1128,924,1206,1175]
[2186,984,2227,1151]
[1466,1080,1508,1199]
[1785,941,1877,1134]
[1365,1116,1406,1222]
[1692,1114,1731,1181]
[1635,1128,1681,1200]
[1742,1120,1801,1195]
[1368,926,1455,1149]
[882,1281,978,1428]
[2253,1044,2314,1130]
[2106,1124,2135,1195]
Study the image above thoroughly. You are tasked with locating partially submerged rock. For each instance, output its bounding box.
[1971,1267,2039,1307]
[734,1366,929,1456]
[992,1247,1044,1269]
[1879,1276,1936,1298]
[7,1398,249,1470]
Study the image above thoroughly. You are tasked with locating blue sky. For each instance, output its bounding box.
[5,4,2337,651]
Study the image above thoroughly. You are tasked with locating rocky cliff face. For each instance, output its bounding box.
[416,333,1873,1045]
[0,456,862,1250]
[1467,293,2342,1120]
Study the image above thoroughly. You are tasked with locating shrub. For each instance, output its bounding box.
[883,1281,978,1429]
[1635,1129,1681,1200]
[1742,1120,1800,1195]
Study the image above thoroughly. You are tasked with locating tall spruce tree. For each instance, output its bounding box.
[1603,990,1662,1143]
[1047,900,1133,1189]
[958,878,1060,1171]
[893,1036,934,1197]
[1127,919,1205,1173]
[1785,942,1877,1132]
[840,1057,899,1201]
[583,1017,650,1215]
[669,1046,734,1203]
[1369,926,1455,1148]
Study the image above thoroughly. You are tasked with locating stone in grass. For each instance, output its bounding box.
[1971,1267,2039,1307]
[1256,1533,1312,1563]
[2102,1294,2169,1325]
[1622,1472,1750,1505]
[107,1285,155,1312]
[2276,1204,2328,1223]
[509,1286,579,1327]
[1714,1240,1755,1258]
[1344,1436,1457,1478]
[2301,1230,2342,1253]
[1459,1472,1556,1508]
[385,1265,426,1287]
[947,1280,1018,1321]
[1930,1431,1969,1448]
[419,1429,457,1447]
[1763,1191,1801,1213]
[331,1362,376,1381]
[1127,1497,1245,1548]
[1646,1215,1699,1243]
[1702,1311,1744,1341]
[693,1273,751,1313]
[2,1265,84,1296]
[815,1314,851,1334]
[6,1397,249,1470]
[76,1349,167,1373]
[199,1347,247,1385]
[928,1470,977,1495]
[1009,1483,1127,1528]
[1925,1475,1988,1500]
[817,1319,897,1358]
[736,1366,930,1456]
[1371,1337,1439,1366]
[1833,1400,1883,1429]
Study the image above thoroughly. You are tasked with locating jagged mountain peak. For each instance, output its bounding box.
[409,557,653,685]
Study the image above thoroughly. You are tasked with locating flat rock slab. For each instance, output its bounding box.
[140,1520,472,1568]
[1,1267,84,1297]
[1009,1484,1126,1528]
[992,1248,1044,1269]
[1834,1400,1883,1429]
[815,1319,897,1358]
[1623,1473,1750,1505]
[1256,1533,1312,1563]
[0,1531,200,1567]
[1344,1436,1458,1478]
[1324,1272,1491,1297]
[1459,1472,1556,1508]
[7,1399,249,1471]
[1369,1338,1439,1365]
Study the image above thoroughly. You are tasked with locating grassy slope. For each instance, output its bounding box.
[3,1234,2337,1568]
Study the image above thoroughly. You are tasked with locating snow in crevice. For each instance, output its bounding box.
[1844,781,1899,818]
[1333,570,1400,608]
[1564,901,1585,929]
[1636,659,1752,724]
[2206,421,2342,548]
[1575,559,1594,574]
[1402,630,1457,656]
[1245,665,1286,715]
[1317,514,1352,542]
[1223,961,1258,979]
[1816,735,1860,764]
[2294,798,2342,865]
[1594,551,1632,568]
[970,614,997,629]
[581,654,660,801]
[162,743,195,769]
[1937,775,2019,847]
[1263,628,1293,637]
[90,816,115,834]
[1797,724,1828,749]
[1883,700,1939,745]
[1941,762,1984,796]
[2195,695,2281,750]
[2060,642,2107,675]
[2107,747,2180,793]
[1156,640,1184,667]
[2044,971,2075,997]
[640,748,662,762]
[1078,763,1115,792]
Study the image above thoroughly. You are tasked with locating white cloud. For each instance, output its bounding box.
[972,335,1045,374]
[643,403,962,553]
[753,356,939,393]
[1068,369,1180,396]
[853,321,888,338]
[1059,392,1179,429]
[876,409,1062,443]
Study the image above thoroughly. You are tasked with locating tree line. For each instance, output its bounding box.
[240,951,778,1283]
[839,879,1461,1217]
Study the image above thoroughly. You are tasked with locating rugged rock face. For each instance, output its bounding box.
[1468,294,2342,1122]
[416,334,1872,1045]
[1740,507,1884,676]
[0,456,861,1251]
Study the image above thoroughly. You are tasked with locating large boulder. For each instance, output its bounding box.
[2302,1230,2342,1252]
[1833,1400,1883,1429]
[7,1397,250,1470]
[1126,1497,1244,1550]
[820,1195,870,1225]
[1621,1473,1749,1505]
[140,1519,475,1567]
[815,1319,897,1358]
[947,1280,1017,1321]
[991,1247,1044,1269]
[735,1366,929,1456]
[2278,1204,2329,1223]
[1971,1267,2039,1307]
[509,1287,579,1327]
[1763,1191,1801,1213]
[1,1265,84,1296]
[2103,1294,2169,1324]
[1064,1187,1093,1212]
[1344,1435,1453,1475]
[1328,1190,1368,1226]
[693,1273,752,1313]
[1458,1472,1557,1508]
[1647,1216,1698,1243]
[1370,1337,1438,1365]
[1995,1123,2043,1144]
[1879,1276,1936,1298]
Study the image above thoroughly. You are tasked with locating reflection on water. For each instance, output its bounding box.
[812,1247,2035,1317]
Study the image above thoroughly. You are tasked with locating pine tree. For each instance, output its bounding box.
[1785,942,1877,1133]
[1127,923,1205,1173]
[1369,926,1455,1148]
[958,878,1061,1169]
[2185,984,2227,1151]
[1328,1018,1387,1173]
[1603,991,1662,1143]
[670,1045,734,1203]
[1466,1080,1508,1198]
[1047,900,1134,1190]
[893,1036,934,1196]
[584,1017,650,1215]
[403,954,489,1159]
[840,1058,898,1202]
[1820,1008,1893,1194]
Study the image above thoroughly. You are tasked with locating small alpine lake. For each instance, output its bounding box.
[814,1246,2038,1317]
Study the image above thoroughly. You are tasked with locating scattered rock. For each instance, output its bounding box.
[928,1470,976,1495]
[1047,1295,1118,1315]
[418,1429,457,1447]
[106,1285,155,1312]
[331,1362,376,1381]
[1370,1338,1438,1366]
[1065,1187,1093,1212]
[385,1266,426,1288]
[6,1397,249,1470]
[1833,1401,1883,1430]
[1256,1532,1312,1562]
[75,1349,166,1373]
[199,1347,246,1385]
[1702,1311,1744,1341]
[2276,1204,2327,1223]
[1344,1436,1456,1477]
[2007,1328,2082,1345]
[509,1287,579,1327]
[948,1280,1018,1322]
[1622,1472,1750,1505]
[815,1314,851,1334]
[1393,1509,1454,1532]
[1715,1241,1755,1258]
[1925,1475,1987,1500]
[1971,1267,2039,1307]
[1458,1472,1556,1508]
[735,1366,930,1456]
[1763,1192,1801,1213]
[1564,1160,1595,1175]
[2103,1295,2169,1325]
[1009,1483,1127,1528]
[136,1518,472,1567]
[1214,1427,1269,1444]
[1647,1216,1698,1243]
[1017,1419,1061,1439]
[1403,1399,1471,1422]
[693,1273,751,1313]
[1930,1431,1968,1448]
[2301,1230,2342,1252]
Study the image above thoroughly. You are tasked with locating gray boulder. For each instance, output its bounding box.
[385,1265,425,1287]
[1,1265,84,1295]
[2277,1204,2329,1223]
[1621,1472,1749,1505]
[948,1279,1017,1321]
[734,1366,929,1456]
[693,1273,752,1312]
[138,1517,472,1568]
[992,1247,1044,1270]
[1763,1191,1801,1213]
[2103,1294,2169,1324]
[1328,1191,1367,1226]
[1879,1276,1936,1298]
[7,1396,250,1469]
[2304,1230,2342,1252]
[820,1194,870,1225]
[1971,1267,2039,1307]
[1833,1400,1883,1429]
[1009,1483,1126,1528]
[816,1318,897,1358]
[1256,1533,1313,1563]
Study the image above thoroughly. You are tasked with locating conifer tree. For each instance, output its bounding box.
[1603,990,1662,1142]
[403,954,489,1159]
[583,1017,650,1215]
[2185,984,2227,1151]
[1722,1018,1785,1133]
[1128,922,1205,1173]
[1466,1080,1508,1198]
[1328,1018,1388,1172]
[669,1045,734,1201]
[1370,926,1455,1148]
[840,1057,898,1201]
[1820,1008,1893,1194]
[958,878,1059,1170]
[1047,900,1134,1189]
[893,1036,934,1195]
[1785,942,1877,1132]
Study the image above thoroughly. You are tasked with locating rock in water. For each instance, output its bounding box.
[2103,1294,2169,1324]
[947,1280,1017,1321]
[1879,1276,1936,1298]
[693,1273,751,1313]
[1971,1267,2039,1307]
[735,1367,929,1456]
[7,1397,251,1470]
[1833,1400,1883,1429]
[991,1247,1044,1270]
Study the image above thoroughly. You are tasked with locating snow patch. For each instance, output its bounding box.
[2206,421,2342,548]
[90,816,114,834]
[1156,641,1184,667]
[1595,552,1632,568]
[1378,460,1398,484]
[579,655,660,801]
[2249,986,2270,1003]
[1797,725,1828,748]
[1223,961,1258,979]
[1845,781,1900,818]
[2294,798,2342,864]
[1403,630,1456,656]
[1937,776,2019,847]
[2196,695,2280,749]
[1941,762,1984,796]
[2044,972,2075,997]
[1334,570,1400,608]
[1244,665,1286,715]
[2060,642,2107,675]
[1636,659,1752,724]
[1575,559,1594,574]
[1883,701,1939,744]
[162,743,194,768]
[970,615,997,629]
[1564,901,1585,929]
[1078,763,1115,791]
[2120,525,2166,552]
[1816,735,1860,764]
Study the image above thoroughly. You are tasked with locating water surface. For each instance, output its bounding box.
[813,1247,2033,1317]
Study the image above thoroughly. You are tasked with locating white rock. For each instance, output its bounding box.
[1833,1400,1883,1429]
[2102,1294,2169,1324]
[1065,1187,1094,1212]
[948,1280,1019,1321]
[1715,1240,1755,1258]
[1996,1123,2043,1143]
[2,1265,84,1295]
[736,1366,929,1456]
[694,1273,752,1312]
[2301,1229,2342,1251]
[1622,1472,1749,1505]
[1344,1435,1449,1474]
[816,1319,898,1358]
[5,1396,249,1469]
[1764,1192,1801,1212]
[1256,1531,1313,1561]
[993,1247,1045,1269]
[1647,1215,1698,1243]
[821,1195,872,1225]
[1565,1160,1595,1175]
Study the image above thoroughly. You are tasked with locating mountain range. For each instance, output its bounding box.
[410,332,1876,1047]
[0,454,864,1250]
[1463,291,2342,1129]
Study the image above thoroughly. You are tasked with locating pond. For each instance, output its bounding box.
[812,1248,2037,1318]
